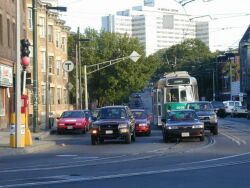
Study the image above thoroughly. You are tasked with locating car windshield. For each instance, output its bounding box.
[61,111,84,118]
[211,101,224,108]
[98,108,127,119]
[131,111,147,119]
[168,111,198,121]
[187,103,213,111]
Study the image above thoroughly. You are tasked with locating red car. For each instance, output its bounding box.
[57,110,90,134]
[131,109,151,136]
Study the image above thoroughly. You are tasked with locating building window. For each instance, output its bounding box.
[50,87,55,105]
[56,32,60,48]
[41,85,46,105]
[49,56,54,74]
[39,17,45,38]
[57,88,61,104]
[41,51,46,72]
[56,60,60,75]
[61,37,66,51]
[64,89,68,104]
[12,22,16,50]
[7,18,11,48]
[0,14,3,45]
[28,8,33,30]
[48,25,53,42]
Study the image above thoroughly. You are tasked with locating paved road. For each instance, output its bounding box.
[0,117,249,188]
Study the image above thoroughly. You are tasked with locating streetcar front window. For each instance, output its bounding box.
[180,90,187,102]
[170,88,179,102]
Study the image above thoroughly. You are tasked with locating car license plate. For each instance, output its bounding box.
[67,126,73,129]
[181,132,189,137]
[106,130,113,134]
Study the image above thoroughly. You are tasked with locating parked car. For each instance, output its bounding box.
[186,101,218,135]
[161,110,204,142]
[211,101,226,118]
[131,109,151,136]
[91,105,136,145]
[57,110,90,134]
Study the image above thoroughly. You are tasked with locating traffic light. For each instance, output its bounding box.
[20,39,30,58]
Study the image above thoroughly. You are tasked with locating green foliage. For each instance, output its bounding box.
[152,38,216,100]
[67,29,158,107]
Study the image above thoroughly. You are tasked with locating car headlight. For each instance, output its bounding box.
[118,124,128,129]
[76,122,82,126]
[166,126,178,130]
[58,123,65,126]
[192,124,204,129]
[210,114,217,120]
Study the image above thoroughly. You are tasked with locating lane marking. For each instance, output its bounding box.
[56,154,78,157]
[1,159,250,187]
[220,131,247,145]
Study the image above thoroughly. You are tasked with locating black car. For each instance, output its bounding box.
[186,101,218,135]
[91,105,136,145]
[162,110,204,142]
[211,101,226,118]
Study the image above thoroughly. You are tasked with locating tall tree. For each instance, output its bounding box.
[67,29,158,107]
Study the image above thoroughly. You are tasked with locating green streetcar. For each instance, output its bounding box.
[152,71,199,127]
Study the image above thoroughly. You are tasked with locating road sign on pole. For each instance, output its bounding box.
[63,60,74,72]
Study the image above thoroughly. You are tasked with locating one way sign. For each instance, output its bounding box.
[62,60,74,72]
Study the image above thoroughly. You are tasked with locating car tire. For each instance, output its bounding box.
[91,136,98,145]
[57,129,63,135]
[125,133,131,144]
[200,135,205,141]
[163,132,169,143]
[212,125,218,135]
[147,130,151,136]
[131,130,136,142]
[99,138,104,144]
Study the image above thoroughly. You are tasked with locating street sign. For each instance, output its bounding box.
[129,51,141,63]
[66,82,74,91]
[62,60,74,72]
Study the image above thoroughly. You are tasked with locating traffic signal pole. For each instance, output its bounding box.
[15,0,22,147]
[32,0,39,132]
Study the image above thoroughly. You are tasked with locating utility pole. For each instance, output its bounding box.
[75,30,79,109]
[32,0,39,132]
[15,0,22,147]
[45,6,49,129]
[78,27,82,109]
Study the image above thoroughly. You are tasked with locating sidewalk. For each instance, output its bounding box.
[0,128,56,157]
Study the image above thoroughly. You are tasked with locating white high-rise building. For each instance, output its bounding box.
[102,0,209,56]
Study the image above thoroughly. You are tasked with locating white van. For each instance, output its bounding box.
[223,101,248,117]
[223,101,241,113]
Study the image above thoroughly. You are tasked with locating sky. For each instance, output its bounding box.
[56,0,250,52]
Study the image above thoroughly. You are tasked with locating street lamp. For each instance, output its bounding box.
[77,29,91,109]
[83,51,141,109]
[45,5,67,129]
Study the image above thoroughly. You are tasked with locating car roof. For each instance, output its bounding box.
[101,105,127,109]
[131,109,145,111]
[171,109,195,112]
